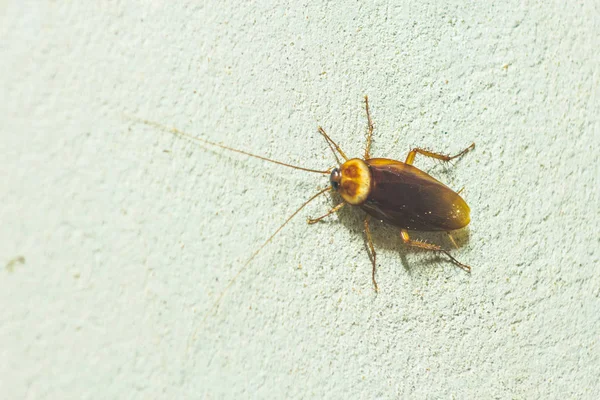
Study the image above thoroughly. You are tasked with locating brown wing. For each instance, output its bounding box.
[361,158,470,231]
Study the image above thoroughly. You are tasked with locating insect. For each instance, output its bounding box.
[130,96,474,312]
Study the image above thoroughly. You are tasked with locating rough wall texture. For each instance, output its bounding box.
[1,1,598,398]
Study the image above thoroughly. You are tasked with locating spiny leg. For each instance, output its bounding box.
[318,126,348,162]
[307,202,345,224]
[364,95,375,160]
[400,229,471,272]
[405,143,475,166]
[364,215,379,291]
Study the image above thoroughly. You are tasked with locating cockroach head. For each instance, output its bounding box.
[329,168,341,190]
[335,159,371,205]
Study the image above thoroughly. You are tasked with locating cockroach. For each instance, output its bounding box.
[131,96,474,313]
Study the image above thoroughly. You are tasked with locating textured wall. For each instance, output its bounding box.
[1,1,598,398]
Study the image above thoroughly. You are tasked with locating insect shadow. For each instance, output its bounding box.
[321,189,471,277]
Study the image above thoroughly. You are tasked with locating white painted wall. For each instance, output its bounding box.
[1,1,598,398]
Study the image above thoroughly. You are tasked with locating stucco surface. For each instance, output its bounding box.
[1,1,599,398]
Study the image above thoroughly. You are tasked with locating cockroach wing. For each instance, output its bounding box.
[361,158,470,231]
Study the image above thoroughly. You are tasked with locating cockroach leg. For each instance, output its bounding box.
[364,215,379,292]
[456,186,465,195]
[307,202,345,224]
[400,230,471,272]
[364,95,374,160]
[405,143,475,166]
[446,233,459,249]
[318,126,348,161]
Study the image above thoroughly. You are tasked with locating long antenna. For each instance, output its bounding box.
[126,116,332,175]
[204,186,332,321]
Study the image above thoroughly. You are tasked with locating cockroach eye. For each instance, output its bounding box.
[330,168,341,190]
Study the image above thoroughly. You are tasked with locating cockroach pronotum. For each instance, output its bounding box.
[130,96,474,314]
